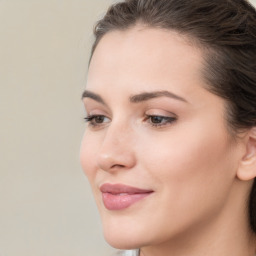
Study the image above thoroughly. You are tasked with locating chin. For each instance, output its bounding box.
[101,218,149,250]
[104,235,139,250]
[104,234,146,250]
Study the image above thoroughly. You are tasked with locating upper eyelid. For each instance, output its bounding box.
[83,105,110,115]
[83,99,179,120]
[145,109,178,117]
[83,102,112,117]
[84,111,177,119]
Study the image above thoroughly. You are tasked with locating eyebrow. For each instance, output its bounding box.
[81,90,187,104]
[81,90,106,105]
[129,90,187,103]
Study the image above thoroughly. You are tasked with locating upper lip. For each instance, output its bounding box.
[100,183,154,195]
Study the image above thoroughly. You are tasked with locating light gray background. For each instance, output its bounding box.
[0,1,115,256]
[0,1,255,256]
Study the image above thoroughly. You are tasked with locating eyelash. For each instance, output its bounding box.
[84,115,110,127]
[84,114,177,128]
[144,115,177,128]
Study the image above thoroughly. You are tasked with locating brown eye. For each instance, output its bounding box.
[150,116,165,124]
[145,115,177,128]
[94,115,105,123]
[84,115,110,127]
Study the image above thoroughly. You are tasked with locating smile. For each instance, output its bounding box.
[100,183,154,210]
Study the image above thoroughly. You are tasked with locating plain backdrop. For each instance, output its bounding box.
[0,0,256,256]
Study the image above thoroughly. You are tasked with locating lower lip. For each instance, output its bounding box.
[102,192,152,210]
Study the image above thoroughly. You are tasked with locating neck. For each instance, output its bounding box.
[140,180,256,256]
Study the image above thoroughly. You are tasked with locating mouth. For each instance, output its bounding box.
[100,183,154,210]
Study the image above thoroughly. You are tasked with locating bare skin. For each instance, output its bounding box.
[80,26,256,256]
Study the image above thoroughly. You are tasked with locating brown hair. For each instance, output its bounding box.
[90,0,256,232]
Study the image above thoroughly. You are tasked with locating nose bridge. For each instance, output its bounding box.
[108,119,132,145]
[97,119,136,172]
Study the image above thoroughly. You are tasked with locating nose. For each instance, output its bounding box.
[96,122,136,173]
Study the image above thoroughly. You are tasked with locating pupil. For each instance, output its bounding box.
[96,116,104,123]
[151,116,163,123]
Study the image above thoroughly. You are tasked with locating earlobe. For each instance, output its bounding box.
[237,127,256,181]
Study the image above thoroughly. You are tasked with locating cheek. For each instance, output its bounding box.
[80,131,99,182]
[137,123,235,210]
[129,126,236,240]
[140,120,233,178]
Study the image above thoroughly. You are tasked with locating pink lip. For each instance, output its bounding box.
[100,183,154,210]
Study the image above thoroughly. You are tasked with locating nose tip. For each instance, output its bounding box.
[97,151,136,172]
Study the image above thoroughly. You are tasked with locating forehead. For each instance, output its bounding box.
[87,26,206,97]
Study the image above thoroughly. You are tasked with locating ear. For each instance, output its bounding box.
[237,127,256,181]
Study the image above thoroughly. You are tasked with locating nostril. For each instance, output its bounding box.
[110,164,126,169]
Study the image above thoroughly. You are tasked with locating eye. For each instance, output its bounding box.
[84,115,110,127]
[145,115,177,128]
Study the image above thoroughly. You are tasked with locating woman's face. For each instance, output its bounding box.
[80,27,243,249]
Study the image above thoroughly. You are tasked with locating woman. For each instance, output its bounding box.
[80,0,256,255]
